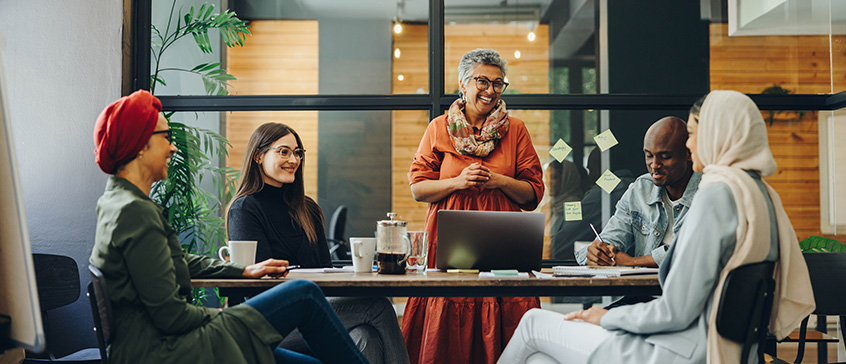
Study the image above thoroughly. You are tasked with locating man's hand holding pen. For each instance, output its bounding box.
[586,241,617,266]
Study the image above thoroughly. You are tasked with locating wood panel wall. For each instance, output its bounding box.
[392,24,551,239]
[225,21,319,196]
[710,24,845,241]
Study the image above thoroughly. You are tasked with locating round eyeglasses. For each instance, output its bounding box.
[471,77,508,94]
[266,146,306,160]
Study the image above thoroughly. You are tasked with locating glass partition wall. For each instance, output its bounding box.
[144,0,846,264]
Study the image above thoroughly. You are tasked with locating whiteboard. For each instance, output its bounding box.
[0,61,45,352]
[819,109,846,234]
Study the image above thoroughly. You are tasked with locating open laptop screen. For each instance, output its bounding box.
[436,210,544,272]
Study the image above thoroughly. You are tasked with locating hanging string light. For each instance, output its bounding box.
[394,48,401,58]
[394,23,403,34]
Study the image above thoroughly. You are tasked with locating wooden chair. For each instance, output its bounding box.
[716,261,778,364]
[86,265,112,364]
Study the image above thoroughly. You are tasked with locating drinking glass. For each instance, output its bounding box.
[406,231,428,273]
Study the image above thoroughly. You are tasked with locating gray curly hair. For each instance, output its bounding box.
[457,48,507,98]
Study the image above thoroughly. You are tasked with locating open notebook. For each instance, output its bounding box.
[551,266,659,278]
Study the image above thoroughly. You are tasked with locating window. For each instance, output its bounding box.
[140,0,846,264]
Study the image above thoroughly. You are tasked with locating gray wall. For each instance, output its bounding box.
[0,0,122,356]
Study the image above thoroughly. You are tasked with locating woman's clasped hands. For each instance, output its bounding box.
[455,162,503,190]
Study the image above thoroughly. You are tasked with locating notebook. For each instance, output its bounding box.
[436,210,544,272]
[552,266,659,277]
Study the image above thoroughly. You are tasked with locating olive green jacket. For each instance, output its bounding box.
[90,177,282,364]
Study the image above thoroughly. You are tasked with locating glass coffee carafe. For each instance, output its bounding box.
[376,212,409,274]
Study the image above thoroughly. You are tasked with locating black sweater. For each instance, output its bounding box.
[227,186,331,268]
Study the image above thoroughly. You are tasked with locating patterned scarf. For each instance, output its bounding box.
[447,98,509,157]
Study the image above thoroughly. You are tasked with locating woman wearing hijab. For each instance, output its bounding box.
[227,122,409,364]
[496,90,815,364]
[403,48,545,364]
[90,90,369,364]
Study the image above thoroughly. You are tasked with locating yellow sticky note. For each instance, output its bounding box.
[564,201,582,221]
[596,169,621,194]
[594,130,619,152]
[549,139,572,163]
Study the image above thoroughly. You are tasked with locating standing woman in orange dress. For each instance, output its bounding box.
[402,48,545,364]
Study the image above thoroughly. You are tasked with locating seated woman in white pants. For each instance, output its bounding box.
[497,90,816,364]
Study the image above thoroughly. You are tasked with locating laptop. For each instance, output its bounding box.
[436,210,545,272]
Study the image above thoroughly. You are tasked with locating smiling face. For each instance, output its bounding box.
[257,133,301,187]
[142,113,177,182]
[459,64,503,122]
[643,118,691,188]
[686,114,704,172]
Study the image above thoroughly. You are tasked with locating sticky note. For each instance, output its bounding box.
[564,201,582,221]
[594,130,619,152]
[596,169,622,194]
[549,139,572,162]
[491,269,519,276]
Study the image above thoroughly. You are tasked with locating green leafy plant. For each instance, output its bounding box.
[761,84,807,126]
[799,236,846,253]
[149,1,249,305]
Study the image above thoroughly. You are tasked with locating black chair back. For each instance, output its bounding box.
[327,205,349,260]
[25,254,100,363]
[87,265,112,364]
[32,254,80,311]
[716,261,776,364]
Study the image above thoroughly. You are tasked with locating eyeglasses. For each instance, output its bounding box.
[471,77,508,94]
[152,129,172,144]
[266,146,306,160]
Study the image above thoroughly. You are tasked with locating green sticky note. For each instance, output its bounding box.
[549,139,572,162]
[596,169,622,194]
[564,201,582,221]
[491,269,519,276]
[594,129,619,152]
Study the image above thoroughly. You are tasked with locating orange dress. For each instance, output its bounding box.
[402,114,545,364]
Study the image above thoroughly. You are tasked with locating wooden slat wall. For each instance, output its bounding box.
[710,24,843,241]
[225,21,319,196]
[392,24,551,250]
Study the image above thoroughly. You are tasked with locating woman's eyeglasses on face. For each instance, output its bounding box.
[471,77,508,94]
[152,129,173,144]
[266,146,306,160]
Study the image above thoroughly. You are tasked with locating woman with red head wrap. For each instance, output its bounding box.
[90,90,369,364]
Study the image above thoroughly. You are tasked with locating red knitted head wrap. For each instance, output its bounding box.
[93,90,162,174]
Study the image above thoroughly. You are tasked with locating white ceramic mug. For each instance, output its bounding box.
[350,237,376,273]
[218,240,258,266]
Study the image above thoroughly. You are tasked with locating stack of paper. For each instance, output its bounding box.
[551,266,659,278]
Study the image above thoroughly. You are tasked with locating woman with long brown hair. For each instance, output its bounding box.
[227,122,409,364]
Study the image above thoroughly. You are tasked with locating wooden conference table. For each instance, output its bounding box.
[192,269,661,299]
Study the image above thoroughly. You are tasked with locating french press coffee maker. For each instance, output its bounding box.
[376,212,409,274]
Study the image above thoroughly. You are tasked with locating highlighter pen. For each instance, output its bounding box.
[589,223,615,265]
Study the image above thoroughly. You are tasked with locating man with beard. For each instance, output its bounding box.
[576,116,700,268]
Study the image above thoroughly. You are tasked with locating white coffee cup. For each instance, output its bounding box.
[350,237,376,273]
[218,240,258,266]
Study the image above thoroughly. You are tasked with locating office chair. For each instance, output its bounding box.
[715,261,777,364]
[327,205,350,260]
[87,265,112,364]
[24,254,100,363]
[778,253,846,364]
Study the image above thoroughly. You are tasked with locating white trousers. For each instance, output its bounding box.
[497,308,612,364]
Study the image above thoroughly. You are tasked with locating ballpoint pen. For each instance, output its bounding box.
[589,223,615,265]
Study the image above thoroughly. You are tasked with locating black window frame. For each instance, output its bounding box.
[132,0,846,267]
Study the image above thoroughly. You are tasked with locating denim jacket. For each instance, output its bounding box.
[576,172,701,267]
